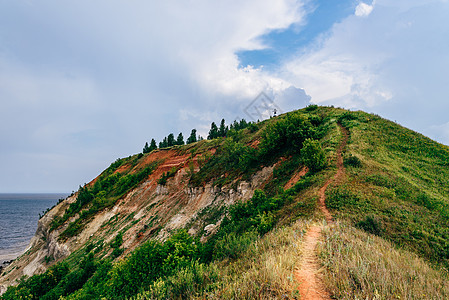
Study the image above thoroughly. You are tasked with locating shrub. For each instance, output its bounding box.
[106,229,200,299]
[305,104,318,112]
[416,192,438,210]
[344,154,362,168]
[158,166,178,185]
[252,211,275,234]
[300,138,327,172]
[356,215,383,236]
[259,112,317,157]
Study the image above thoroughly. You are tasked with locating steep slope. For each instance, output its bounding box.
[1,106,449,299]
[0,144,275,292]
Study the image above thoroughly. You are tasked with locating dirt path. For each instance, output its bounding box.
[295,123,348,299]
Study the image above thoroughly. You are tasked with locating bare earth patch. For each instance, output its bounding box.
[295,225,330,299]
[284,166,308,190]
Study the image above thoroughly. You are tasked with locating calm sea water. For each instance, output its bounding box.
[0,193,68,262]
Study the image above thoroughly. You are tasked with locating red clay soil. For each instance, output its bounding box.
[284,166,309,190]
[295,123,348,300]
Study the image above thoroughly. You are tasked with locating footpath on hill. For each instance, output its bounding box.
[294,124,348,300]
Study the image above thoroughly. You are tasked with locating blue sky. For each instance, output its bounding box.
[237,0,356,69]
[1,0,448,192]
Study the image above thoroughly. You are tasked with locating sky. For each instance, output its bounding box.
[1,0,448,193]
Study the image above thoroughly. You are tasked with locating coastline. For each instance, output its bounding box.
[0,193,68,276]
[0,241,29,267]
[0,249,24,263]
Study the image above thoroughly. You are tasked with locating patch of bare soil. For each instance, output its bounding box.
[295,225,331,300]
[284,166,308,190]
[295,123,348,299]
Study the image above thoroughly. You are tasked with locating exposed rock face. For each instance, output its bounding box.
[0,150,275,293]
[0,194,76,292]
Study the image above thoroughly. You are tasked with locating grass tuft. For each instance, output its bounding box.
[318,222,449,299]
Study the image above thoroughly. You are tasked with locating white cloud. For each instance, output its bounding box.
[0,0,307,192]
[280,0,449,135]
[355,2,374,17]
[2,0,449,191]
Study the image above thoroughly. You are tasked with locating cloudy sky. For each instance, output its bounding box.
[1,0,448,193]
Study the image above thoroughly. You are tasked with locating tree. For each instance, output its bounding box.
[149,139,157,151]
[159,137,168,148]
[208,122,218,140]
[176,132,184,145]
[186,129,197,144]
[230,118,248,131]
[142,142,150,154]
[167,133,175,147]
[218,119,228,137]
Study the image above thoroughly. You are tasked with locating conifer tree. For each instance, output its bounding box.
[159,137,168,148]
[143,142,150,154]
[167,133,175,147]
[187,129,197,144]
[208,122,218,139]
[176,133,184,145]
[149,139,157,151]
[218,119,228,137]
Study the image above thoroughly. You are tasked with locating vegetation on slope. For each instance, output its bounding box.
[325,109,449,268]
[2,108,326,299]
[3,106,449,299]
[50,158,161,239]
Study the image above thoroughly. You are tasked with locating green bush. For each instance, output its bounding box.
[300,138,327,172]
[305,104,318,112]
[1,263,70,300]
[157,167,178,185]
[105,230,200,299]
[416,192,438,210]
[356,215,384,236]
[344,154,362,168]
[259,112,317,157]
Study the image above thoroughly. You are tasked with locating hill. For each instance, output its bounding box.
[1,106,449,299]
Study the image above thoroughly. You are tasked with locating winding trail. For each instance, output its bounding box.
[294,124,348,299]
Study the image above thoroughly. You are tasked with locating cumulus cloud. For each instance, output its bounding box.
[0,0,308,191]
[355,2,374,17]
[280,0,449,140]
[2,0,449,192]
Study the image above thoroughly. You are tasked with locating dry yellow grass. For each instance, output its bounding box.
[207,220,311,299]
[133,220,311,299]
[317,221,449,299]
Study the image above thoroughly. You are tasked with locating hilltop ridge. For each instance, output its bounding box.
[1,106,449,299]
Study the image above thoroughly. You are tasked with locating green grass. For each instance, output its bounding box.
[319,108,449,268]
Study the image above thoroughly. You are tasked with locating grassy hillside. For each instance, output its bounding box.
[2,106,449,299]
[327,109,449,267]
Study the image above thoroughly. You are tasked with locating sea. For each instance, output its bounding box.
[0,193,68,264]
